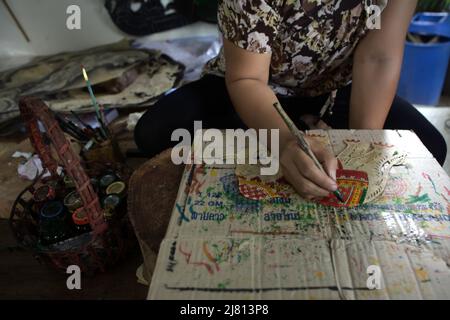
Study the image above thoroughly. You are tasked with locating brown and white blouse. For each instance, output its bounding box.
[205,0,388,97]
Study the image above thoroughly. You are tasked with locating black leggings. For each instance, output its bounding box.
[135,75,447,165]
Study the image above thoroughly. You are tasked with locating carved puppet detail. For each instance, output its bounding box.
[235,140,406,208]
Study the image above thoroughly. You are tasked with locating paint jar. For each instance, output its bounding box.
[102,194,121,220]
[64,191,83,213]
[38,200,71,246]
[33,185,56,203]
[72,207,91,235]
[32,184,56,219]
[99,173,116,189]
[45,179,66,199]
[90,177,100,193]
[63,175,76,190]
[106,181,126,199]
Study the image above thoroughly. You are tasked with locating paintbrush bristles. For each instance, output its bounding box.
[82,68,89,82]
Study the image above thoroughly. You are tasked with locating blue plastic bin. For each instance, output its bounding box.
[397,13,450,105]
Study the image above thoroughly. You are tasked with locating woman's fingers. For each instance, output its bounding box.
[280,137,339,200]
[324,156,338,181]
[291,145,337,192]
[281,159,330,199]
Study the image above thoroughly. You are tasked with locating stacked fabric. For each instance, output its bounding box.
[0,40,185,126]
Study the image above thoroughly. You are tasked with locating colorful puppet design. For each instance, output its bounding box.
[235,162,291,201]
[337,141,407,203]
[235,140,406,208]
[319,168,368,207]
[237,176,291,201]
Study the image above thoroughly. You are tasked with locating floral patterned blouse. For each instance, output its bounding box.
[205,0,388,97]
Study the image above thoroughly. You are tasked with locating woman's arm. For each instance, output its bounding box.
[350,0,418,129]
[223,39,293,150]
[224,39,338,199]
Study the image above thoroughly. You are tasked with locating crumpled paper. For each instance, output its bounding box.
[12,152,62,180]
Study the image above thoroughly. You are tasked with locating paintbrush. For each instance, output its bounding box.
[55,113,89,142]
[81,65,108,139]
[99,104,112,137]
[70,110,102,142]
[70,110,93,130]
[273,102,344,203]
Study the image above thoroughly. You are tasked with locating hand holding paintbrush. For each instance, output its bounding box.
[273,102,344,203]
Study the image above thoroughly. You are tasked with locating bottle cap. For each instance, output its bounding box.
[40,201,64,219]
[33,185,55,203]
[103,194,121,210]
[90,177,99,187]
[72,207,89,225]
[63,175,75,189]
[46,179,60,190]
[64,191,83,212]
[106,181,126,197]
[100,174,116,188]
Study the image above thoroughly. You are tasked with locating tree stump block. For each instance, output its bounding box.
[127,149,184,283]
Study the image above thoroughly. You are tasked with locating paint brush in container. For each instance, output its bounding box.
[70,110,103,143]
[272,102,344,203]
[81,65,108,139]
[55,113,89,142]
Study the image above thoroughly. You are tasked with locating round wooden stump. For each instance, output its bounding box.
[127,149,184,283]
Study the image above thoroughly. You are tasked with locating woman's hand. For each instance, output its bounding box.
[280,136,338,200]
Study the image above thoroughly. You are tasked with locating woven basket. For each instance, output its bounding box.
[9,96,135,275]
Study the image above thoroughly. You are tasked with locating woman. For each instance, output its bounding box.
[135,0,446,200]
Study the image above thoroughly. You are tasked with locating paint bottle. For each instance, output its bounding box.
[64,190,83,213]
[71,207,91,235]
[45,179,66,199]
[106,181,126,199]
[63,175,76,190]
[100,172,116,187]
[102,194,121,220]
[38,200,71,246]
[90,177,100,193]
[33,185,56,203]
[32,184,56,220]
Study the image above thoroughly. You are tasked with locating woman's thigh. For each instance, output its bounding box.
[383,96,447,165]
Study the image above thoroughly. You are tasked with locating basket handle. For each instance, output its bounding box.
[19,96,107,234]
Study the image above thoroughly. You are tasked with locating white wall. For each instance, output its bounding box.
[0,0,125,58]
[0,0,218,71]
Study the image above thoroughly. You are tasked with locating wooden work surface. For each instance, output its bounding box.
[0,219,147,299]
[146,130,450,300]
